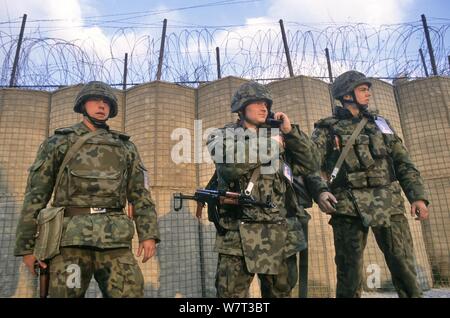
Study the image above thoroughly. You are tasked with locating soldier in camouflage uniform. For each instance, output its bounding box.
[206,82,332,298]
[14,81,160,298]
[307,71,429,298]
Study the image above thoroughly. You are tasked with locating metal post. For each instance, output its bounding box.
[156,18,167,81]
[421,14,438,76]
[325,47,335,113]
[448,55,450,72]
[9,14,27,87]
[123,53,128,90]
[298,221,309,298]
[216,47,222,79]
[193,89,206,298]
[279,19,294,77]
[419,49,429,77]
[325,48,333,82]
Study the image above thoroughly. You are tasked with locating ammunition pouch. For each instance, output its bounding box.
[33,207,65,261]
[338,131,396,189]
[346,167,395,189]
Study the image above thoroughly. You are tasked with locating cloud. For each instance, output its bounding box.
[0,0,419,83]
[267,0,414,25]
[204,0,417,79]
[1,1,185,54]
[0,0,188,82]
[1,0,111,57]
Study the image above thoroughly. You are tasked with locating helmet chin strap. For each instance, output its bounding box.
[82,109,109,129]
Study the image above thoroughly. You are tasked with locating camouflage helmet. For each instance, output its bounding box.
[74,81,118,118]
[331,71,372,99]
[231,81,273,113]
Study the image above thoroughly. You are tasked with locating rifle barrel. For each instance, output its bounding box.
[175,194,197,200]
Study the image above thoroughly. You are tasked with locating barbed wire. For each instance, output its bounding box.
[0,19,449,89]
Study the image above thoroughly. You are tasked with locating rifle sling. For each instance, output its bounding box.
[244,166,261,195]
[328,117,368,185]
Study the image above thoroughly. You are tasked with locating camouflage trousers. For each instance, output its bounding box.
[215,253,298,298]
[48,246,144,298]
[330,214,421,298]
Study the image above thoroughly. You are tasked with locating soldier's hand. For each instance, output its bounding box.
[23,254,47,276]
[137,239,156,263]
[318,191,337,214]
[270,134,285,148]
[274,112,292,134]
[411,200,429,221]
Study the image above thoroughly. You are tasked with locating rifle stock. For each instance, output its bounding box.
[35,262,49,298]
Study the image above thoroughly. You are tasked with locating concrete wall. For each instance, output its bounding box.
[0,89,50,297]
[0,75,447,298]
[125,82,199,297]
[395,76,450,284]
[267,76,337,297]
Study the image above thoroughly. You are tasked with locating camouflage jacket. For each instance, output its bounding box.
[206,122,320,271]
[307,106,429,227]
[14,122,160,255]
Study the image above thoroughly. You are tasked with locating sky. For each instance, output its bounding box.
[0,0,449,84]
[2,0,449,39]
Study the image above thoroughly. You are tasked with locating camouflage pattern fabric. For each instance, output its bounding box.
[207,123,318,256]
[371,214,420,298]
[49,247,144,298]
[74,81,119,118]
[330,214,421,298]
[331,71,372,99]
[308,104,427,298]
[230,81,273,113]
[239,222,287,275]
[215,253,297,298]
[207,116,320,296]
[15,121,159,256]
[308,106,428,227]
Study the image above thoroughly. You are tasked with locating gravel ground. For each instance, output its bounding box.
[362,288,450,298]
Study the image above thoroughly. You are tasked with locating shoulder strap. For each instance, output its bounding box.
[244,166,261,196]
[110,130,131,141]
[314,117,338,129]
[328,117,368,185]
[51,129,106,204]
[205,170,218,190]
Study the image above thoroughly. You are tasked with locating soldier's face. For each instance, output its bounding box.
[244,101,268,125]
[354,84,371,105]
[84,98,111,120]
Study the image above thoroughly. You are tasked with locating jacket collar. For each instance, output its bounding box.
[333,106,379,122]
[73,121,109,135]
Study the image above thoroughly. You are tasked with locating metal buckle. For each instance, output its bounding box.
[90,208,107,214]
